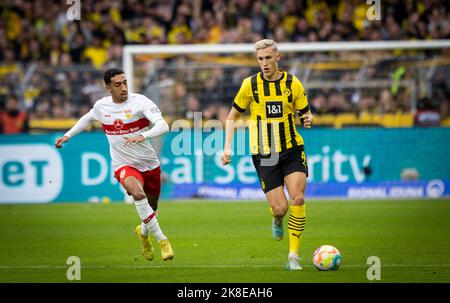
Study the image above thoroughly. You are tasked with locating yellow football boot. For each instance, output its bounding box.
[135,225,154,261]
[159,239,174,260]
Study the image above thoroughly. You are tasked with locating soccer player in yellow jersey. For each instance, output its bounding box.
[221,39,313,270]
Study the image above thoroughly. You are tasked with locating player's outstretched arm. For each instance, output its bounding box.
[54,111,95,148]
[221,107,241,166]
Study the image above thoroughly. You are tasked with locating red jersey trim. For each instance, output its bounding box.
[102,118,150,135]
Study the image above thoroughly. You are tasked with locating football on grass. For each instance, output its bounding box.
[313,245,342,271]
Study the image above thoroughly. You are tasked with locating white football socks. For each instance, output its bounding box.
[134,198,167,242]
[140,222,149,236]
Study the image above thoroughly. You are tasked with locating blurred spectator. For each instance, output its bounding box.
[30,100,50,120]
[217,104,230,125]
[292,17,309,42]
[396,88,414,113]
[432,70,450,107]
[198,68,227,106]
[377,89,396,114]
[0,95,29,134]
[357,94,377,115]
[168,15,192,44]
[68,32,87,64]
[82,78,106,105]
[183,94,201,120]
[251,1,267,36]
[83,37,108,68]
[203,103,220,120]
[310,94,328,115]
[328,91,351,114]
[48,37,64,66]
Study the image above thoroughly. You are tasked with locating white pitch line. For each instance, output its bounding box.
[0,264,449,269]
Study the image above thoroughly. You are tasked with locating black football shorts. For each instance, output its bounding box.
[252,145,308,193]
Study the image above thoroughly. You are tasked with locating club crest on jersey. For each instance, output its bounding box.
[283,88,292,97]
[124,109,133,119]
[113,119,124,130]
[120,169,126,180]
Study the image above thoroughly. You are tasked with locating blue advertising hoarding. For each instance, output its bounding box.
[0,127,449,203]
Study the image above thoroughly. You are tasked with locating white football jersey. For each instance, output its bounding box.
[87,93,163,172]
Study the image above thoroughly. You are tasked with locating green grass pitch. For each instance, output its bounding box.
[0,199,449,283]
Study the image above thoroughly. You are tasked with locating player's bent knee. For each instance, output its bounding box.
[292,195,305,206]
[132,191,147,201]
[272,205,288,218]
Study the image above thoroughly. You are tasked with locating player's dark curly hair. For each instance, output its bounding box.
[104,68,125,85]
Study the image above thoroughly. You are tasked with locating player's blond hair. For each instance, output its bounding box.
[254,39,278,52]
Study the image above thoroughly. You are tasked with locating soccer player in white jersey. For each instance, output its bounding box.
[55,68,174,262]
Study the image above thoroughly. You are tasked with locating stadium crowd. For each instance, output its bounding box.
[0,0,449,132]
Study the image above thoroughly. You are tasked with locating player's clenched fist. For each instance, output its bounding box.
[55,136,69,148]
[301,112,314,128]
[221,148,232,165]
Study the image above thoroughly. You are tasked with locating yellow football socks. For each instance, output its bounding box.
[288,204,306,255]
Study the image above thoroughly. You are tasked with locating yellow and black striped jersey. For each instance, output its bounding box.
[233,71,309,155]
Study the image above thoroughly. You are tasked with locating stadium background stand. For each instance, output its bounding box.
[0,0,449,132]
